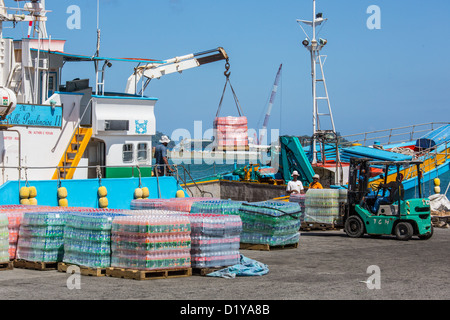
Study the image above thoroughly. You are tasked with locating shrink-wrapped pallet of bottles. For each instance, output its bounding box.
[289,194,306,219]
[1,206,125,263]
[130,199,168,210]
[188,214,241,268]
[0,214,9,262]
[1,207,53,260]
[5,211,23,259]
[16,211,67,262]
[123,209,181,217]
[304,189,342,224]
[238,201,302,246]
[130,197,217,212]
[63,211,125,268]
[213,116,249,149]
[189,199,244,215]
[338,189,348,204]
[126,207,242,268]
[111,214,191,270]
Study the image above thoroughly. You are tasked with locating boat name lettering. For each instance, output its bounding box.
[0,104,62,128]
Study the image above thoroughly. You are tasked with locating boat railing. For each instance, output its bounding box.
[340,122,450,147]
[387,140,450,183]
[1,163,214,199]
[416,140,450,176]
[173,164,215,198]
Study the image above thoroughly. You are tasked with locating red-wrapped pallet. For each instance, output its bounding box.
[213,116,249,149]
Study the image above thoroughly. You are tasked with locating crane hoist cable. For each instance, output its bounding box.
[215,60,244,117]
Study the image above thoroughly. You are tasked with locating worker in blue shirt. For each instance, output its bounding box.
[153,135,174,176]
[372,173,404,214]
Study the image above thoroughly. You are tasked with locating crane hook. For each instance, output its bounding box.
[224,60,231,78]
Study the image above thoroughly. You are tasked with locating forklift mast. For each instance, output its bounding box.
[348,158,372,204]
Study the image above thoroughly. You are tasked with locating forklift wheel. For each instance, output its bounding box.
[418,225,434,240]
[394,222,413,241]
[344,215,365,238]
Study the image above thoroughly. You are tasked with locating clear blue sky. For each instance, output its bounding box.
[7,0,450,142]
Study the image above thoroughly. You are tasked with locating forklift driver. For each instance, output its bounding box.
[372,173,405,214]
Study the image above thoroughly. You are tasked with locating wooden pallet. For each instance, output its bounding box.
[192,266,228,276]
[57,262,107,277]
[300,222,340,231]
[240,242,299,251]
[13,259,58,271]
[105,267,192,280]
[431,215,449,228]
[0,261,14,271]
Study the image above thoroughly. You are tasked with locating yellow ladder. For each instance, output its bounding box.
[52,127,92,180]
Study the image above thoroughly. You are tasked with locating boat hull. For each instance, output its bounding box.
[0,176,185,210]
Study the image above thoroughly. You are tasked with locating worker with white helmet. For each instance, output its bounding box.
[153,135,175,176]
[286,171,305,195]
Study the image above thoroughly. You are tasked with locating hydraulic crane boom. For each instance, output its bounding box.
[125,47,228,95]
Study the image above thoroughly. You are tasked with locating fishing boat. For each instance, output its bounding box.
[0,0,232,208]
[182,0,450,202]
[338,122,450,198]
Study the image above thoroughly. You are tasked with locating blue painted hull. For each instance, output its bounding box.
[0,176,186,210]
[403,159,450,199]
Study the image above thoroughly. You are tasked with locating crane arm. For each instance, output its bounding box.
[125,47,228,95]
[258,64,282,145]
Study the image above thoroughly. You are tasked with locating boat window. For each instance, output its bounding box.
[122,144,133,163]
[137,143,148,162]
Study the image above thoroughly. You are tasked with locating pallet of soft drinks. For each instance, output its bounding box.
[4,206,242,280]
[238,201,302,251]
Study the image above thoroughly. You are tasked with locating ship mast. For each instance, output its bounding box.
[297,0,336,164]
[95,0,102,95]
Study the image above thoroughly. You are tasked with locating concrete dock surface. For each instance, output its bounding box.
[1,228,449,301]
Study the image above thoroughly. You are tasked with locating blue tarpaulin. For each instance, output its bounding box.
[206,254,269,279]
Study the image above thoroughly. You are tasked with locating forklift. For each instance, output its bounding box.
[342,158,433,241]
